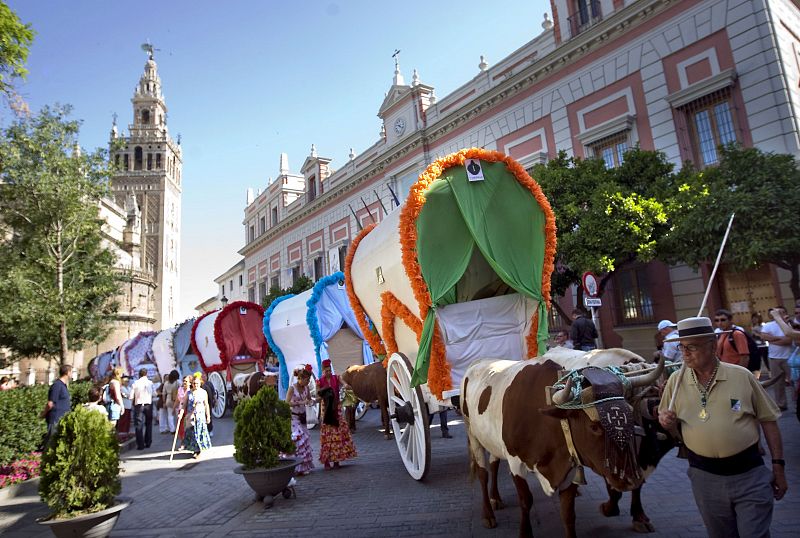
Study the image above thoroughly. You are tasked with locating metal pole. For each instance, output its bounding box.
[591,307,603,349]
[668,213,735,411]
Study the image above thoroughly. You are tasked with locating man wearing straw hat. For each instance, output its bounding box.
[658,316,787,537]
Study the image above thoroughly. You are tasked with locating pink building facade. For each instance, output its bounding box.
[234,0,800,356]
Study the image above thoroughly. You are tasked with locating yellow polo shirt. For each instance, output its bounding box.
[659,362,780,458]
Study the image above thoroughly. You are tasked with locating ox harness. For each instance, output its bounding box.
[551,366,641,486]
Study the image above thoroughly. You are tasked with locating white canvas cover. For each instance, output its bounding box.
[436,293,534,389]
[269,289,316,387]
[193,310,224,370]
[349,208,419,360]
[151,327,177,378]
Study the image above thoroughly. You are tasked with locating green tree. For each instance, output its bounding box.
[531,148,675,315]
[0,2,35,110]
[0,105,120,366]
[664,145,800,301]
[261,274,314,310]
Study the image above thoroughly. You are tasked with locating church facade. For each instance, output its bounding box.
[224,0,800,357]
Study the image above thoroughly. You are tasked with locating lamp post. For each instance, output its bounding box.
[220,295,228,308]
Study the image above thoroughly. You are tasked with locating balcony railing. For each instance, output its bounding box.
[567,1,603,39]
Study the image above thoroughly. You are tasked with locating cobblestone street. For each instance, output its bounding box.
[2,395,799,537]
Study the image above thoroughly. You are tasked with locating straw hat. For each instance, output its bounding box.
[663,316,729,342]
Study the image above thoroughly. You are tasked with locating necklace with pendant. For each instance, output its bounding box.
[691,361,719,422]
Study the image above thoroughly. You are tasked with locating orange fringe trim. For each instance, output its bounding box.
[380,291,423,358]
[344,223,387,359]
[398,148,557,396]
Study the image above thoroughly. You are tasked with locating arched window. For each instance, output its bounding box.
[156,154,162,169]
[142,110,150,124]
[147,153,153,170]
[134,147,143,170]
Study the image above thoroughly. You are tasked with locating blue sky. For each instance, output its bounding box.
[7,0,550,319]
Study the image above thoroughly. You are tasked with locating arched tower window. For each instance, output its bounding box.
[134,147,143,170]
[147,153,153,170]
[142,110,150,124]
[156,154,162,169]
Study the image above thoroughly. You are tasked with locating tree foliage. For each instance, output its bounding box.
[0,2,34,110]
[233,387,294,469]
[39,406,120,518]
[663,145,800,300]
[531,148,676,304]
[0,106,121,366]
[261,274,314,310]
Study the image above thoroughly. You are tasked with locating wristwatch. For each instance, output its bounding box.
[772,459,786,466]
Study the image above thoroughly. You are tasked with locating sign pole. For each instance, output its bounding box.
[668,212,735,411]
[591,306,603,349]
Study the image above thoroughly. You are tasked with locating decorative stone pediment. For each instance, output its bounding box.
[378,84,413,118]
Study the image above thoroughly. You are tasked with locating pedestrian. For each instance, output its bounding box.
[83,387,109,416]
[570,308,598,351]
[175,375,191,450]
[159,370,179,434]
[131,368,154,450]
[40,364,73,447]
[658,316,787,538]
[285,366,314,475]
[317,359,357,470]
[183,375,212,459]
[116,375,134,435]
[713,309,750,369]
[200,372,216,437]
[0,377,10,391]
[553,329,573,349]
[760,306,794,410]
[428,407,453,438]
[104,367,125,428]
[750,313,769,379]
[657,320,681,362]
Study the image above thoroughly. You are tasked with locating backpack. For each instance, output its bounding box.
[727,328,761,371]
[101,383,112,404]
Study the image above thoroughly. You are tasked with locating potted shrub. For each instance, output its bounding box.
[233,386,296,507]
[37,406,129,537]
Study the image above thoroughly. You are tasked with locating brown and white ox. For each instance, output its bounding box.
[340,362,393,439]
[231,371,279,405]
[462,351,664,538]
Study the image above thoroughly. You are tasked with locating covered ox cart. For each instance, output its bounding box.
[191,301,269,418]
[346,148,556,480]
[88,348,120,382]
[120,331,160,380]
[150,319,203,381]
[264,272,377,421]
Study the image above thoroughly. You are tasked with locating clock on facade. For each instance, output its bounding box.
[394,116,406,136]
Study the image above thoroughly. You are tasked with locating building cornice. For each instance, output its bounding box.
[237,0,677,259]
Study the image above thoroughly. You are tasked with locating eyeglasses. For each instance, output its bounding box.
[677,343,710,353]
[713,318,728,322]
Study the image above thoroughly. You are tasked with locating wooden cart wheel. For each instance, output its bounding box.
[208,371,227,419]
[355,400,369,421]
[387,353,431,481]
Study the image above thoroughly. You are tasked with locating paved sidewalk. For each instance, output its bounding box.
[2,396,799,537]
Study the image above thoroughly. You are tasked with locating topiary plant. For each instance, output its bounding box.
[39,406,120,518]
[233,387,294,470]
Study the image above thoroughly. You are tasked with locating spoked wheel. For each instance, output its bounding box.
[355,400,369,421]
[387,353,431,481]
[208,371,227,419]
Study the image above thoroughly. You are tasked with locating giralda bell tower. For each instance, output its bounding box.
[109,47,182,329]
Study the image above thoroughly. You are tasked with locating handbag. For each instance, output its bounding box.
[305,405,318,426]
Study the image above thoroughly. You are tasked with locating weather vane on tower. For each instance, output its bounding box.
[392,49,401,70]
[140,41,160,60]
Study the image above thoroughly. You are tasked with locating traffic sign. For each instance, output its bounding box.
[584,297,602,308]
[582,272,599,298]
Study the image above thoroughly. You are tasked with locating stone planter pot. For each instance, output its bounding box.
[38,498,130,538]
[234,459,296,507]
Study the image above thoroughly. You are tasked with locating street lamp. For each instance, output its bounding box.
[221,295,228,308]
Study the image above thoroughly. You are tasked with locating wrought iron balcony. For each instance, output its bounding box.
[567,0,603,39]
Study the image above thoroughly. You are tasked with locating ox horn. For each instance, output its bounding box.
[551,377,574,406]
[628,355,665,388]
[760,374,784,389]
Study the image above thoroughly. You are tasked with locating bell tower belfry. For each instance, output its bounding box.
[109,46,182,329]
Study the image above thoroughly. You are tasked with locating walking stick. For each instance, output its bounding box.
[668,213,735,411]
[170,409,184,462]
